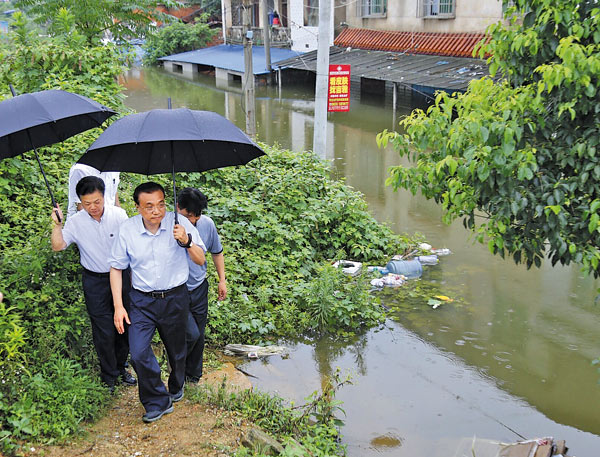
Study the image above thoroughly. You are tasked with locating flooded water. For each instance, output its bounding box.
[121,67,600,457]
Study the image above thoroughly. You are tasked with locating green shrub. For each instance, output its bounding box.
[0,13,125,452]
[5,357,106,442]
[172,145,413,343]
[142,18,217,66]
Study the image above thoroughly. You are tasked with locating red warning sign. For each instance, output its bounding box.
[327,64,351,112]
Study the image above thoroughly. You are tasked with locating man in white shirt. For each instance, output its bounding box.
[51,176,135,390]
[67,163,120,218]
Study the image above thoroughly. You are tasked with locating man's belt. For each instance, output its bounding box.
[82,268,110,278]
[134,284,185,299]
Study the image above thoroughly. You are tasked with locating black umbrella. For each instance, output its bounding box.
[77,105,265,225]
[0,86,117,220]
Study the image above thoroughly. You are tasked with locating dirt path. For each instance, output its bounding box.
[23,364,252,457]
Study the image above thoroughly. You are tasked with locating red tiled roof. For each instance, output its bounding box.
[156,5,203,22]
[334,28,490,58]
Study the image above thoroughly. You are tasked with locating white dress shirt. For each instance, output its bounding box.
[62,205,129,273]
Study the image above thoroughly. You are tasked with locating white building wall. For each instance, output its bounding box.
[347,0,503,33]
[290,0,335,52]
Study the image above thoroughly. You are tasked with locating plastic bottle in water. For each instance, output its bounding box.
[385,259,423,278]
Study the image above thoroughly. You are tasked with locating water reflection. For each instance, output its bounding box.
[121,67,600,457]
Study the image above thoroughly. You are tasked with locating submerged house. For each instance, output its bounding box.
[219,0,337,52]
[272,0,506,102]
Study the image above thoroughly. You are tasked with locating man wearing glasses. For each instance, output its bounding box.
[109,182,206,423]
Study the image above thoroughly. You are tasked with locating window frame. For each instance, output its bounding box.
[356,0,387,18]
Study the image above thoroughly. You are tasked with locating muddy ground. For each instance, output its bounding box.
[19,363,253,457]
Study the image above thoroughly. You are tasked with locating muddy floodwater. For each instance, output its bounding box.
[121,67,600,457]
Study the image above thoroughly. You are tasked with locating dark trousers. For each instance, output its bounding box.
[128,284,189,413]
[81,269,130,386]
[185,279,209,379]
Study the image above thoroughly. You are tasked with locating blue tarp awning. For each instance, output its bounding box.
[159,44,303,75]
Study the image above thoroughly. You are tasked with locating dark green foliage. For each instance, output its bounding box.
[0,19,125,453]
[142,18,217,66]
[381,0,600,276]
[175,146,410,342]
[3,357,106,442]
[14,0,181,43]
[0,11,127,109]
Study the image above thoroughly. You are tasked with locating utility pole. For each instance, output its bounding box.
[312,0,332,157]
[261,0,272,84]
[221,0,227,44]
[243,0,256,136]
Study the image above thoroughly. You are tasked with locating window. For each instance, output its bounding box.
[357,0,386,18]
[421,0,455,18]
[304,0,318,26]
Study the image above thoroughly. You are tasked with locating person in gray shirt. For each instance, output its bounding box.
[177,188,227,383]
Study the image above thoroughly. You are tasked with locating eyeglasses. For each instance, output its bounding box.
[140,203,166,212]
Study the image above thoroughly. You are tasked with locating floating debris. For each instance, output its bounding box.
[223,344,289,358]
[332,260,363,276]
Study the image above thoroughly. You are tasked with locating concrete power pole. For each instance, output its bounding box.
[243,0,256,136]
[261,0,272,83]
[312,0,332,157]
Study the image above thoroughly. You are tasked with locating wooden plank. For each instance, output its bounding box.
[498,442,536,457]
[553,440,566,455]
[534,444,553,457]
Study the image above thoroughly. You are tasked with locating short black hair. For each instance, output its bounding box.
[177,187,208,217]
[134,182,165,205]
[76,176,105,198]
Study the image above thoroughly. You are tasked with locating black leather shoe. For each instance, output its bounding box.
[170,388,184,402]
[120,370,137,386]
[142,400,174,423]
[185,375,201,384]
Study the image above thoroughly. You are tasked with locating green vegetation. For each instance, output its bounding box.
[142,17,217,66]
[0,10,415,454]
[188,369,351,456]
[379,0,600,276]
[14,0,180,43]
[0,12,127,454]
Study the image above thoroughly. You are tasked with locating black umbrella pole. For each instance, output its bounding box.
[33,149,61,223]
[172,165,178,225]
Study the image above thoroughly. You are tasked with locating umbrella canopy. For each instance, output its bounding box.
[78,108,265,228]
[0,89,116,159]
[78,108,265,174]
[0,88,116,222]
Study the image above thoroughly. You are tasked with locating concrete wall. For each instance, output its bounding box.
[290,0,334,52]
[346,0,503,33]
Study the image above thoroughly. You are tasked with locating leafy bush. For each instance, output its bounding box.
[168,145,413,343]
[4,357,105,442]
[142,18,217,66]
[0,13,125,452]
